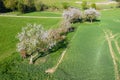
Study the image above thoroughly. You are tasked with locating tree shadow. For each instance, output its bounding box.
[32,39,68,64]
[71,19,83,24]
[86,19,101,22]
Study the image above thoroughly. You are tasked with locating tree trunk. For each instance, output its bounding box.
[29,55,33,64]
[29,52,39,64]
[90,19,92,23]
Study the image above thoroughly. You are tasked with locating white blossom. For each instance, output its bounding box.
[84,8,100,22]
[16,24,57,55]
[62,7,82,22]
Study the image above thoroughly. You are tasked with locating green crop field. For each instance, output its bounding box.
[46,9,120,80]
[0,8,120,80]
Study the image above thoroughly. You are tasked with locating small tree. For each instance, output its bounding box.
[62,2,69,9]
[17,0,35,13]
[81,1,88,10]
[84,8,100,23]
[62,7,82,23]
[34,0,47,11]
[91,3,96,9]
[16,23,69,64]
[3,0,17,11]
[16,24,57,63]
[34,0,42,11]
[17,2,26,13]
[58,20,71,34]
[116,0,120,8]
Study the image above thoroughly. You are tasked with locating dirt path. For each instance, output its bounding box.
[45,49,67,74]
[0,15,62,19]
[103,30,120,80]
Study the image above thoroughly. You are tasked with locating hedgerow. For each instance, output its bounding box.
[16,20,72,64]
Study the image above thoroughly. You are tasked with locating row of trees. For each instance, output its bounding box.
[62,8,100,23]
[16,7,100,64]
[16,21,72,64]
[1,0,120,13]
[0,0,48,13]
[0,0,97,13]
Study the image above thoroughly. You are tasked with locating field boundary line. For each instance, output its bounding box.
[0,15,62,19]
[103,29,120,80]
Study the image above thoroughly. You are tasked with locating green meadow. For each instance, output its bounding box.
[0,4,120,80]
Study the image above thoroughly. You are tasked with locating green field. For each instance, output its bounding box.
[0,17,61,61]
[0,8,120,80]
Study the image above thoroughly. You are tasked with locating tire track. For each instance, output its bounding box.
[103,30,120,80]
[0,15,62,19]
[114,40,120,55]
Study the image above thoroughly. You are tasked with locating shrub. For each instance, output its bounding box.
[62,7,82,23]
[58,20,71,34]
[16,23,69,64]
[47,22,71,52]
[17,2,26,13]
[116,0,120,8]
[17,0,35,13]
[91,3,96,9]
[84,8,100,23]
[49,5,60,11]
[81,1,88,10]
[62,2,70,9]
[34,0,42,11]
[47,29,66,46]
[34,1,48,11]
[3,0,17,11]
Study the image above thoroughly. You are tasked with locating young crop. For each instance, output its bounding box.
[84,8,100,23]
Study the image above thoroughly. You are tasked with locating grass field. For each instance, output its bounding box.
[0,8,120,80]
[0,17,61,62]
